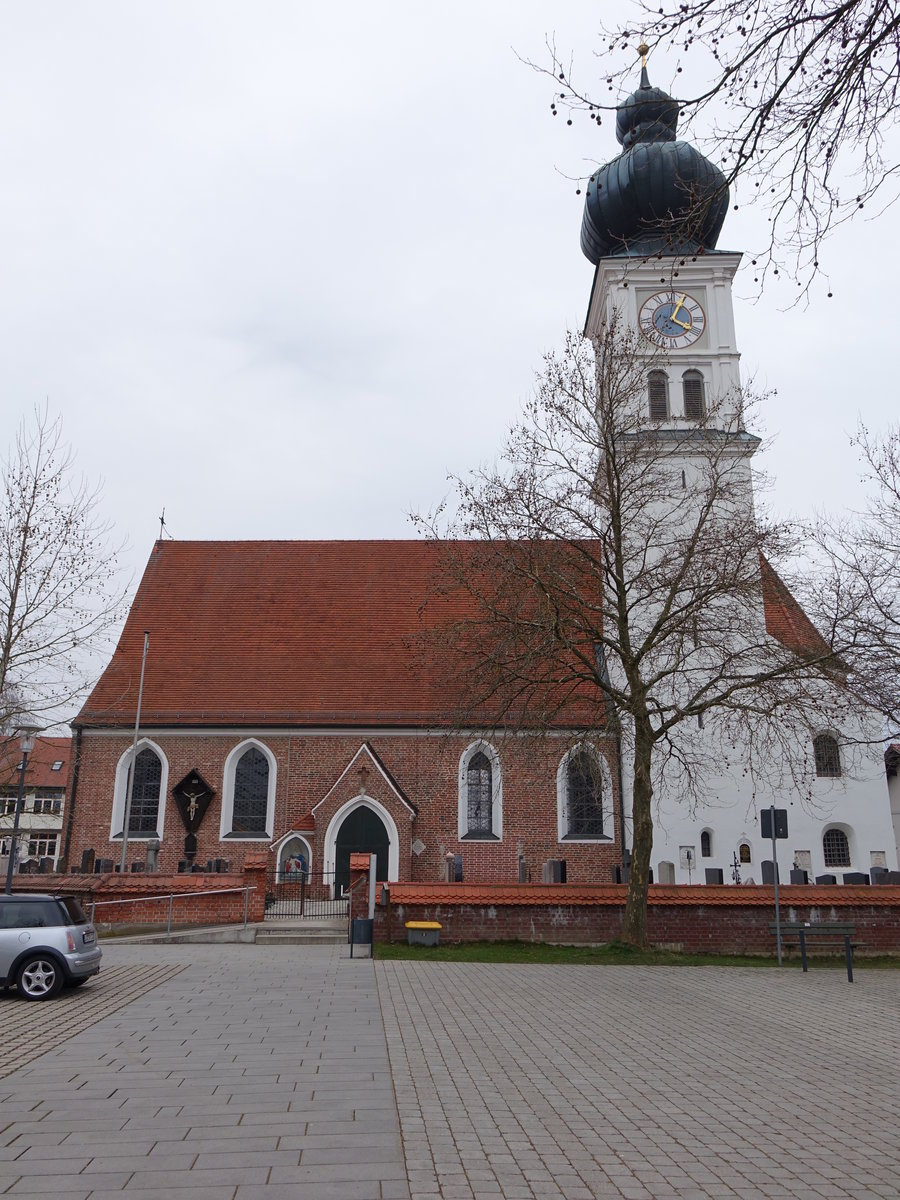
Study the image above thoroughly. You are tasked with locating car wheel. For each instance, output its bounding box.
[16,956,64,1001]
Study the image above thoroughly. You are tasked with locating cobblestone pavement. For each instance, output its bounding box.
[0,944,406,1199]
[1,965,186,1081]
[1,947,898,1199]
[377,962,900,1200]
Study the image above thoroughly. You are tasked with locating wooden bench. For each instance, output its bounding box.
[770,922,858,981]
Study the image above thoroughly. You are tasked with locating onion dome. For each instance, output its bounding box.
[580,62,730,263]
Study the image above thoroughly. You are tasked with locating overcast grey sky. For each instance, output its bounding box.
[1,1,895,600]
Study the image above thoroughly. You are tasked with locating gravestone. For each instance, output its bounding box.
[761,860,779,884]
[145,839,160,873]
[871,868,890,885]
[704,868,724,884]
[842,871,869,884]
[38,857,52,874]
[815,873,837,884]
[657,860,676,885]
[789,869,809,884]
[80,848,95,875]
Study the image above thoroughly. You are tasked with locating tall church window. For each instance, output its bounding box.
[682,370,705,420]
[739,842,752,864]
[466,752,492,836]
[823,827,850,868]
[565,751,604,838]
[221,739,276,839]
[700,830,712,858]
[231,748,269,835]
[648,371,669,421]
[813,733,841,778]
[126,747,163,834]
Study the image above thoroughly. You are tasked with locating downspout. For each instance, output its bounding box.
[61,725,83,870]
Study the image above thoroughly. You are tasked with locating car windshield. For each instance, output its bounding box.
[57,896,88,924]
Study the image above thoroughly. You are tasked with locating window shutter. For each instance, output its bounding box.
[648,372,668,421]
[683,371,705,419]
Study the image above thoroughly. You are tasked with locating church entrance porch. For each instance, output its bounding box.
[334,805,389,893]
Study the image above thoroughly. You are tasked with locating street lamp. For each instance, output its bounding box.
[4,721,41,894]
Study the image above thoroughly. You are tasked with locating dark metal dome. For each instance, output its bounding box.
[581,65,730,262]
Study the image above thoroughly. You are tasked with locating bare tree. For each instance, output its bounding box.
[419,319,856,947]
[0,406,125,731]
[534,2,900,291]
[808,422,900,731]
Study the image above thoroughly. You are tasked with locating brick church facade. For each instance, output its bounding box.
[64,539,625,886]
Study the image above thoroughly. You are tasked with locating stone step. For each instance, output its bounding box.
[256,929,347,946]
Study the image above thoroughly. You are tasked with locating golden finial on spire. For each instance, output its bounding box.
[638,41,650,68]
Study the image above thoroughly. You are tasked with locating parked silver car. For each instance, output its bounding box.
[0,893,101,1000]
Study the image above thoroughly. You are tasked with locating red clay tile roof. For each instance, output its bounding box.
[0,736,70,791]
[759,554,831,660]
[76,540,599,730]
[75,541,826,731]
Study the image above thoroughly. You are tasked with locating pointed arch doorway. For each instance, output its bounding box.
[334,804,389,893]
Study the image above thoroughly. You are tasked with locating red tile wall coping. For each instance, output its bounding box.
[383,882,900,908]
[367,890,900,953]
[10,854,268,925]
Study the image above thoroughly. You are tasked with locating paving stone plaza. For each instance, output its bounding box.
[0,944,898,1199]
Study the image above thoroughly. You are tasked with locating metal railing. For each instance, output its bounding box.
[89,885,256,935]
[264,869,348,919]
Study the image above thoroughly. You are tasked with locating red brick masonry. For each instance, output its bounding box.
[371,882,900,954]
[11,854,268,928]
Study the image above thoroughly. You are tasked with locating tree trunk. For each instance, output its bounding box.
[620,719,654,948]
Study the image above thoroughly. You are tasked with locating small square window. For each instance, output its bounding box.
[51,761,63,771]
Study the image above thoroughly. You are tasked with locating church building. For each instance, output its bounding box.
[63,62,899,890]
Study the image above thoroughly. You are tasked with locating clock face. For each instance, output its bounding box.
[639,291,706,347]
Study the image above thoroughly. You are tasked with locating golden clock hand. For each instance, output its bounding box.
[670,293,688,322]
[670,315,691,330]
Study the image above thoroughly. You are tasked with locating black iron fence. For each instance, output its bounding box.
[264,867,348,919]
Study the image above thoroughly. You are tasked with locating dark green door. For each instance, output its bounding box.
[335,806,389,893]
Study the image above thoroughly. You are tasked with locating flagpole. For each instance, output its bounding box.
[119,630,150,873]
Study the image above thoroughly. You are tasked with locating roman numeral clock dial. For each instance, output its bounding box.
[639,291,706,347]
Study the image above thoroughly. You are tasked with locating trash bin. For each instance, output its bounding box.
[350,918,374,958]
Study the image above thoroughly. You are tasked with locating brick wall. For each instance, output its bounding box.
[11,853,267,928]
[365,882,900,954]
[67,731,623,884]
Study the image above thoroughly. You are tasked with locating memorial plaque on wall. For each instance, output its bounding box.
[172,770,215,833]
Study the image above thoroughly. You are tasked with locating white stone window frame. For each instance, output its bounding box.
[110,738,169,842]
[556,744,614,844]
[219,738,277,841]
[457,740,503,841]
[812,729,843,779]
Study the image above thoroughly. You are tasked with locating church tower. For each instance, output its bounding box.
[580,51,750,442]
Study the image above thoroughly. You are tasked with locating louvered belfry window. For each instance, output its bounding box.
[813,733,842,778]
[126,748,162,834]
[466,751,492,835]
[682,370,705,419]
[567,751,604,837]
[648,371,669,421]
[823,827,850,868]
[232,747,269,834]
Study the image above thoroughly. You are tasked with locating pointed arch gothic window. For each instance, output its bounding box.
[565,750,605,839]
[682,370,705,419]
[648,371,669,421]
[232,747,269,834]
[126,748,162,834]
[466,752,492,836]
